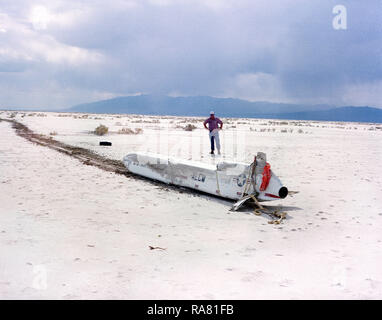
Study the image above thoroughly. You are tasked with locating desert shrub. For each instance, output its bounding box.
[179,118,199,124]
[95,124,109,135]
[50,131,58,136]
[139,120,158,123]
[184,124,197,131]
[280,129,287,133]
[298,129,304,133]
[118,127,143,134]
[118,127,134,134]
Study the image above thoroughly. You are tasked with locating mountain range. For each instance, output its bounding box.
[69,94,382,123]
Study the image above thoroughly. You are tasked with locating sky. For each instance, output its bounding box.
[0,0,381,109]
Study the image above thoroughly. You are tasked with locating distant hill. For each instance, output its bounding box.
[68,94,382,123]
[69,94,331,117]
[262,106,382,123]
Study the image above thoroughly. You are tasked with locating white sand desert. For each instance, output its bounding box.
[1,110,382,299]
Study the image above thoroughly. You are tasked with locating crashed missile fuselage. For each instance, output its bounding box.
[123,152,288,202]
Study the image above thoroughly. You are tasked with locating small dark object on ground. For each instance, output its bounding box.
[100,141,112,146]
[149,246,166,251]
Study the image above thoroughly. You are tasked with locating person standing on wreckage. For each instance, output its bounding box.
[203,111,223,155]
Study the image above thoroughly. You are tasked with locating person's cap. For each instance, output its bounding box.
[210,111,215,115]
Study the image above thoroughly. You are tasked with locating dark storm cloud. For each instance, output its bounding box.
[0,0,381,109]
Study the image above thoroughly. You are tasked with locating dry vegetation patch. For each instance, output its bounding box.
[94,124,109,135]
[183,124,197,131]
[118,127,143,134]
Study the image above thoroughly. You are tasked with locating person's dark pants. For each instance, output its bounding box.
[209,129,220,152]
[210,134,215,151]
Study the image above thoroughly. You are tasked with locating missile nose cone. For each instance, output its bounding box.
[279,187,288,199]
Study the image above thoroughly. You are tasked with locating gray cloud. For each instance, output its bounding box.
[0,0,381,109]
